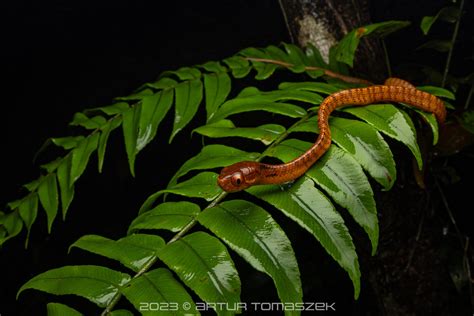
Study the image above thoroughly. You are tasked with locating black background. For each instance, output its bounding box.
[1,0,473,315]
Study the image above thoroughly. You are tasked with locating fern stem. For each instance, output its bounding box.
[441,0,464,88]
[100,190,229,315]
[168,191,228,244]
[260,112,314,160]
[244,57,373,85]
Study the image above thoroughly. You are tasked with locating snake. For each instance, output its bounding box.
[217,78,447,192]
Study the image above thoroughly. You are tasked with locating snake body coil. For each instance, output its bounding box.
[217,78,446,192]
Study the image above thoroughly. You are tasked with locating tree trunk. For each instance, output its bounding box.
[279,0,386,82]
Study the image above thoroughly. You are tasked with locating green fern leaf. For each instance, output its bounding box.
[198,200,302,310]
[305,43,328,68]
[116,88,154,101]
[138,89,174,150]
[85,102,129,116]
[200,60,227,73]
[411,108,439,144]
[223,56,251,78]
[57,154,75,219]
[251,61,279,80]
[18,193,38,247]
[162,171,220,200]
[129,201,200,233]
[204,72,231,121]
[417,85,456,99]
[122,104,142,176]
[279,81,341,95]
[18,265,131,308]
[421,6,460,35]
[0,211,23,246]
[209,99,306,124]
[292,116,396,189]
[70,133,100,183]
[239,46,281,79]
[282,42,309,73]
[121,268,199,315]
[38,173,59,233]
[46,302,82,316]
[70,234,165,272]
[170,79,203,142]
[157,232,240,315]
[51,136,85,150]
[98,116,122,172]
[247,178,361,299]
[145,77,178,90]
[269,140,379,254]
[168,144,259,188]
[344,104,423,169]
[194,119,286,145]
[40,158,63,173]
[140,172,220,213]
[333,20,410,67]
[265,45,291,62]
[163,66,201,80]
[69,113,107,130]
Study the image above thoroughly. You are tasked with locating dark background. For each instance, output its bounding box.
[1,0,473,315]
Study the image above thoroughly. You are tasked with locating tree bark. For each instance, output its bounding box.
[279,0,386,82]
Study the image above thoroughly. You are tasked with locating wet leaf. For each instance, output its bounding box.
[51,136,85,150]
[269,140,379,254]
[344,104,422,169]
[283,42,309,73]
[290,116,396,189]
[208,93,307,124]
[98,116,122,172]
[46,302,82,316]
[129,202,200,233]
[38,173,59,233]
[70,234,165,272]
[158,232,240,315]
[170,79,203,142]
[421,6,460,35]
[223,56,251,78]
[70,133,100,183]
[70,113,106,130]
[18,193,38,247]
[198,200,302,306]
[204,72,231,121]
[122,268,198,316]
[279,81,341,95]
[57,155,74,219]
[248,178,360,298]
[18,265,131,308]
[194,120,285,145]
[140,172,221,213]
[86,102,129,116]
[168,144,258,188]
[122,104,141,177]
[138,89,174,150]
[334,20,410,67]
[417,85,455,100]
[0,211,23,246]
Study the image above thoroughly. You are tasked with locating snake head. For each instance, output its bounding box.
[217,161,261,192]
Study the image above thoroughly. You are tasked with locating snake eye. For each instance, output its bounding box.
[231,172,244,187]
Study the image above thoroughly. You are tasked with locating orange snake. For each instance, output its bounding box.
[217,78,446,192]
